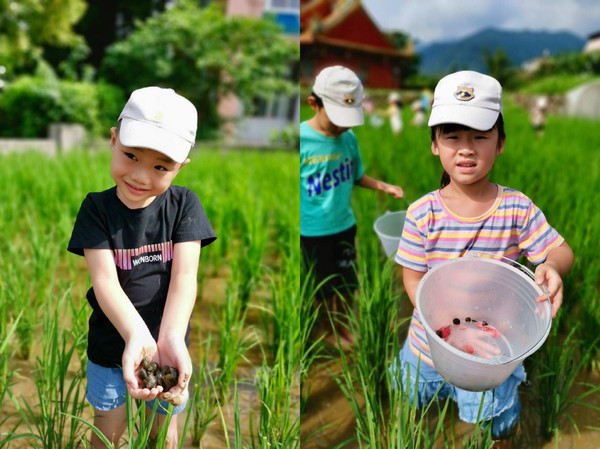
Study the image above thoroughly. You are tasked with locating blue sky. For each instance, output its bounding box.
[362,0,600,44]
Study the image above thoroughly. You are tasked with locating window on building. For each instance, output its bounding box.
[266,0,300,10]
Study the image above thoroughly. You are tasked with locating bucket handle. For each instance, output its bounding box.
[465,251,552,365]
[464,251,551,301]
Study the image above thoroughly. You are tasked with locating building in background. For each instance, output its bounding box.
[220,0,299,146]
[300,0,413,88]
[584,31,600,53]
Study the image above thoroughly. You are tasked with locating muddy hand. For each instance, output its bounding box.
[161,378,190,406]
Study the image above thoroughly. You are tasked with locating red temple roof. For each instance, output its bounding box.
[300,0,412,57]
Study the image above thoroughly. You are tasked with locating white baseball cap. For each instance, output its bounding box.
[118,86,198,163]
[428,71,503,131]
[313,66,364,127]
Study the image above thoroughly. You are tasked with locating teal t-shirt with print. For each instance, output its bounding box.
[300,121,365,237]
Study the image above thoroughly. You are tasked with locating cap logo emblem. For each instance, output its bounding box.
[454,86,474,101]
[343,94,356,105]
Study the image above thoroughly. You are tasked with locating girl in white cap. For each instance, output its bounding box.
[392,71,573,448]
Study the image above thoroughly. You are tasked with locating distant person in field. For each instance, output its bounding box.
[411,98,425,126]
[379,91,404,135]
[392,71,573,448]
[530,95,548,136]
[68,87,216,448]
[300,65,404,347]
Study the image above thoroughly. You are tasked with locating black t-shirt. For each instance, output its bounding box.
[67,185,216,367]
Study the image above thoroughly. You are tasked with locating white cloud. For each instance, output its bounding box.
[362,0,600,43]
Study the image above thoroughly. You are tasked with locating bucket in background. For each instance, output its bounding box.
[416,253,552,392]
[373,211,407,257]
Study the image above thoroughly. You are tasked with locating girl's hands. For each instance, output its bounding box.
[156,334,192,405]
[534,263,564,319]
[122,333,162,400]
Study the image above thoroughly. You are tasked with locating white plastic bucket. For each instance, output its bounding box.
[416,253,552,392]
[373,211,407,257]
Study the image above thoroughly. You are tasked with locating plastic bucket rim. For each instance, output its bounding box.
[415,256,552,366]
[373,210,407,239]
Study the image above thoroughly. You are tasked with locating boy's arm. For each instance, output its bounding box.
[356,174,404,199]
[535,241,574,318]
[157,240,202,395]
[83,248,161,400]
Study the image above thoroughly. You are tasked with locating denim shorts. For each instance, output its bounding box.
[391,339,524,439]
[86,360,187,415]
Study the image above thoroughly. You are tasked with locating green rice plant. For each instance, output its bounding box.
[0,303,21,408]
[0,311,23,444]
[248,344,301,449]
[327,256,418,448]
[241,240,301,448]
[526,319,600,441]
[259,245,301,359]
[67,287,91,375]
[126,396,173,449]
[8,293,87,448]
[3,261,36,360]
[215,278,258,402]
[70,392,191,449]
[190,335,220,446]
[236,200,270,307]
[298,270,321,415]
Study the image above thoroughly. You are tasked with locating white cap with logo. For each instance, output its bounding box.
[313,66,364,127]
[428,70,503,131]
[118,86,198,163]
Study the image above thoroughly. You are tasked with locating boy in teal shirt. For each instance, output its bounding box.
[300,65,404,346]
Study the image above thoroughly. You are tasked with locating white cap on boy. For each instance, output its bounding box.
[118,86,198,163]
[428,70,503,131]
[313,66,364,127]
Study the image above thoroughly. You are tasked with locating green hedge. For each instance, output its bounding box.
[0,76,124,138]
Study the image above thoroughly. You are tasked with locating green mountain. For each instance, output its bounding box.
[418,28,586,75]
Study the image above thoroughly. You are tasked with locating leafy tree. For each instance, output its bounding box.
[74,0,170,69]
[0,0,86,75]
[99,0,298,138]
[483,47,516,88]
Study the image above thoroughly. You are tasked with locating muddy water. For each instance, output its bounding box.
[301,356,600,448]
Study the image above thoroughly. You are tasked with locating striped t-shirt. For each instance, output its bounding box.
[395,185,564,367]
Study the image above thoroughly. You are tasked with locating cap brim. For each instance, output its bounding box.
[428,105,499,131]
[119,118,192,163]
[322,100,364,127]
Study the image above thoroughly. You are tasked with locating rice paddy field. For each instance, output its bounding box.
[2,88,600,449]
[0,147,301,448]
[300,93,600,448]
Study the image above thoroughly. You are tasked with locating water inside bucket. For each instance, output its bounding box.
[437,319,514,361]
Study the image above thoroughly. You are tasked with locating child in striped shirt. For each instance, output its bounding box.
[394,71,573,448]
